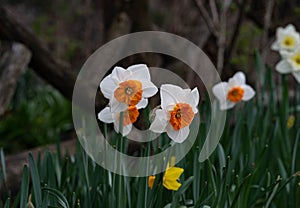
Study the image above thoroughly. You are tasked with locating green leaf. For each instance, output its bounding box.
[28,152,42,207]
[42,187,70,208]
[171,176,194,207]
[4,198,10,208]
[0,148,7,184]
[199,101,226,162]
[20,165,29,208]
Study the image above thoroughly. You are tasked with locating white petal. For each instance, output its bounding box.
[122,124,132,136]
[136,98,148,109]
[219,100,235,110]
[141,80,158,98]
[114,122,132,136]
[160,84,181,109]
[149,109,168,133]
[276,60,293,74]
[271,42,280,51]
[228,71,246,87]
[110,96,128,113]
[166,125,190,143]
[242,85,255,101]
[100,76,117,99]
[98,107,114,123]
[111,66,127,83]
[292,72,300,83]
[212,82,228,102]
[279,50,293,58]
[127,64,151,80]
[184,87,200,110]
[285,24,296,33]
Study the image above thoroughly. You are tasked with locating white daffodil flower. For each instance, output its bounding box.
[149,84,199,143]
[275,48,300,83]
[100,64,158,113]
[212,71,255,110]
[98,103,146,136]
[271,24,300,57]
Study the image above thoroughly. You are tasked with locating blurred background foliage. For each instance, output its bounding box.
[0,70,72,153]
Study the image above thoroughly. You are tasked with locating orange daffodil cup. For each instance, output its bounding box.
[149,84,199,143]
[272,24,300,83]
[98,64,158,136]
[212,71,255,110]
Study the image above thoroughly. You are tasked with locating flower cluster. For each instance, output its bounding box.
[98,64,199,143]
[98,65,257,144]
[272,24,300,83]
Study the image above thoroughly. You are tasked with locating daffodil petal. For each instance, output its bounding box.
[100,76,117,99]
[212,82,228,101]
[142,80,158,98]
[228,71,246,87]
[136,98,148,109]
[98,107,114,123]
[220,100,235,110]
[160,84,180,109]
[285,24,296,33]
[166,125,190,143]
[164,167,184,180]
[185,87,199,112]
[279,50,293,58]
[271,42,279,51]
[127,64,151,80]
[276,60,293,74]
[114,122,132,136]
[242,85,255,101]
[292,72,300,83]
[111,67,127,83]
[163,167,184,190]
[163,179,182,191]
[110,96,128,113]
[150,109,168,133]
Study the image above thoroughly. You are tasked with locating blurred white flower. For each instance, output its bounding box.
[275,48,300,83]
[271,24,300,56]
[212,72,255,110]
[98,105,141,136]
[100,64,158,113]
[149,84,199,143]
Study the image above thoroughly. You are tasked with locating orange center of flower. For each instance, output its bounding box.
[122,106,139,126]
[169,103,194,131]
[114,80,142,106]
[227,86,244,102]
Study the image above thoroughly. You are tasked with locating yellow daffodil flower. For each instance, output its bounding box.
[148,164,184,191]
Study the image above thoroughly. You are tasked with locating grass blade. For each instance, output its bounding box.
[28,152,42,207]
[20,165,29,208]
[4,198,10,208]
[42,187,70,208]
